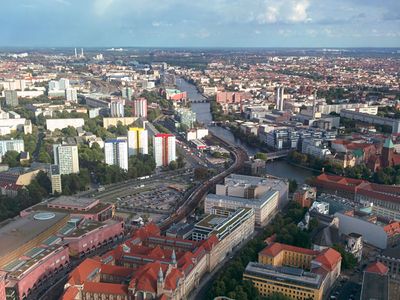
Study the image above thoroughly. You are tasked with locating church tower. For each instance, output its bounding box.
[382,137,394,168]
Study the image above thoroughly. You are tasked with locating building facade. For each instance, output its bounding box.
[104,139,129,171]
[153,133,176,167]
[132,97,147,118]
[53,144,80,175]
[127,127,148,156]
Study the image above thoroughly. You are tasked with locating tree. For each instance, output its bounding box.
[38,150,51,163]
[2,150,20,167]
[254,152,268,161]
[333,244,357,270]
[35,171,52,194]
[169,160,178,170]
[288,179,298,193]
[194,167,208,180]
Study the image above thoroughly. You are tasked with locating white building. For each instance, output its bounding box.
[153,133,176,167]
[132,97,147,118]
[127,127,148,156]
[310,201,330,215]
[65,88,78,102]
[275,86,284,111]
[53,144,80,175]
[46,118,85,132]
[104,139,129,170]
[0,139,24,160]
[110,100,125,118]
[58,78,70,90]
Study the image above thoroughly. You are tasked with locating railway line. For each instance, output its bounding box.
[159,133,248,231]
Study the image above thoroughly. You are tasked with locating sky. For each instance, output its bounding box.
[1,0,399,47]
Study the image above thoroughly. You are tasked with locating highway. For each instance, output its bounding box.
[159,133,248,231]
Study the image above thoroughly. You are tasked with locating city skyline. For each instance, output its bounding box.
[1,0,399,48]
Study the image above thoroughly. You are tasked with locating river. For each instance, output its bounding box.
[175,78,314,184]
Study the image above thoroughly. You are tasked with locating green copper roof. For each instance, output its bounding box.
[383,138,394,149]
[353,149,364,157]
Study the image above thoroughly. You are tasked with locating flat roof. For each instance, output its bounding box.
[0,211,68,260]
[244,262,323,289]
[206,189,278,209]
[49,196,97,208]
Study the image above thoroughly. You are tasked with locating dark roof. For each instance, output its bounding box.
[381,246,400,259]
[361,272,389,300]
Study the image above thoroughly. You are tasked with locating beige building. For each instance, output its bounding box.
[103,117,137,128]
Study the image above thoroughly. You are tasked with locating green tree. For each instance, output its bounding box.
[254,152,268,161]
[2,150,20,167]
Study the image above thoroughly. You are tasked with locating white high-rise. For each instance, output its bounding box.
[153,133,176,167]
[53,144,80,175]
[0,139,24,159]
[104,139,129,170]
[275,87,285,111]
[65,88,78,102]
[59,78,70,90]
[132,97,147,118]
[110,100,125,117]
[128,127,148,156]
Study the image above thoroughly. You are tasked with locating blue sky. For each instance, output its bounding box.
[1,0,399,47]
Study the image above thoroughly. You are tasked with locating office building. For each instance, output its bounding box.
[0,139,24,160]
[127,127,148,156]
[65,88,78,102]
[104,139,129,170]
[4,90,18,107]
[205,174,288,226]
[132,97,147,118]
[110,100,125,117]
[275,86,285,111]
[50,164,62,194]
[121,86,132,100]
[53,144,80,175]
[244,242,341,300]
[192,207,254,241]
[153,133,176,167]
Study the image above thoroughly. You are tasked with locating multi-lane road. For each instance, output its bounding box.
[160,133,248,231]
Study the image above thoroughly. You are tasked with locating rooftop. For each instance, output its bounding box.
[260,242,319,257]
[0,211,68,261]
[244,262,323,289]
[206,189,279,208]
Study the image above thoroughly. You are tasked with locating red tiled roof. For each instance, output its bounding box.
[100,264,135,277]
[83,282,128,295]
[164,267,183,290]
[365,262,388,275]
[260,242,319,257]
[383,222,400,237]
[68,258,101,285]
[313,248,342,271]
[61,286,79,300]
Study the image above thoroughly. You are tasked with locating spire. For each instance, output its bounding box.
[171,249,176,265]
[383,137,394,149]
[157,267,163,283]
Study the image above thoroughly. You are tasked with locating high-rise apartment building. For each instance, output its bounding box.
[4,90,18,107]
[53,144,80,175]
[110,100,125,117]
[104,139,128,170]
[127,127,148,156]
[50,164,62,194]
[65,88,78,102]
[121,87,133,100]
[132,97,147,118]
[275,86,285,111]
[153,133,176,167]
[58,78,70,90]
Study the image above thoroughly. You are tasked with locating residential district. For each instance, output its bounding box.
[0,48,398,300]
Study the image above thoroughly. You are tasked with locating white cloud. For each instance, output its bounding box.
[257,0,311,24]
[94,0,116,16]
